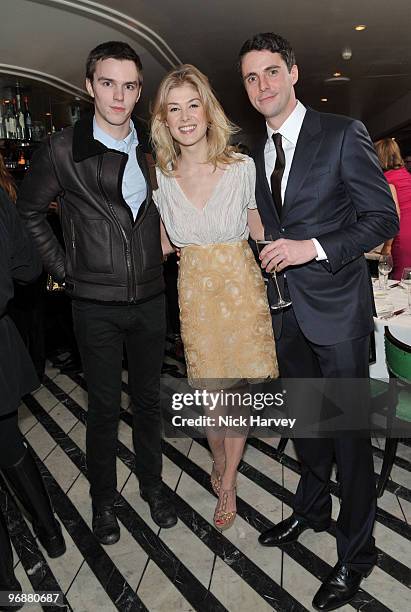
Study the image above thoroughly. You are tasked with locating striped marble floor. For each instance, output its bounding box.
[1,342,410,612]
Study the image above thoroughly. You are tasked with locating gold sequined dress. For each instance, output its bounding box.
[154,155,278,389]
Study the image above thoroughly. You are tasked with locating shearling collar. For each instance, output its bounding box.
[72,113,151,162]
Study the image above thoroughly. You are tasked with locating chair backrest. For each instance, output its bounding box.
[384,328,411,383]
[384,329,411,423]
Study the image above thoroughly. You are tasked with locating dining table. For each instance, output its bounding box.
[370,279,411,379]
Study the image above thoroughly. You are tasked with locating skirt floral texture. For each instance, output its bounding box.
[178,240,278,389]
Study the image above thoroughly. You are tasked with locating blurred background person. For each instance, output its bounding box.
[375,138,411,278]
[403,154,411,174]
[0,152,47,380]
[0,186,65,606]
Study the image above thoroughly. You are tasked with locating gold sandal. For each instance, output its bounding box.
[210,460,222,496]
[213,487,237,531]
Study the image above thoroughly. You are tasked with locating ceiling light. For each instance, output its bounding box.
[324,76,351,83]
[333,72,341,77]
[342,47,352,60]
[354,24,367,31]
[321,98,328,102]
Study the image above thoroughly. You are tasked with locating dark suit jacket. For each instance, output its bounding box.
[253,108,399,345]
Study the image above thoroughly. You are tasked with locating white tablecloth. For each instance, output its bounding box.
[370,280,411,379]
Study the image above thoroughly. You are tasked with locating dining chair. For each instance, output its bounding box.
[376,328,411,497]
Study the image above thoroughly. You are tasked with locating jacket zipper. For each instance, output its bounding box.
[134,145,152,229]
[70,219,75,251]
[97,155,136,302]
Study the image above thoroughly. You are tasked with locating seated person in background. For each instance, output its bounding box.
[375,138,411,278]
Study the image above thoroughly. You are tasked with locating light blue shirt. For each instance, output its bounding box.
[93,117,147,219]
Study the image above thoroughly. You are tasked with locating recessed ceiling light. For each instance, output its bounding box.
[324,76,351,83]
[354,24,367,31]
[45,112,51,116]
[333,72,341,77]
[321,98,328,102]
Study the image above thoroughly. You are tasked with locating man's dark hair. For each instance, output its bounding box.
[238,32,296,73]
[86,41,143,84]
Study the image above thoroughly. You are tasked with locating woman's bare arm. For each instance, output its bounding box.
[247,208,265,241]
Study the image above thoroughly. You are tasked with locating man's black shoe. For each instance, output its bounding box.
[140,485,177,528]
[92,505,120,545]
[258,514,328,547]
[60,360,82,374]
[312,562,372,611]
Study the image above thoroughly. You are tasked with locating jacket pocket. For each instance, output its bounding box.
[138,207,163,275]
[73,218,114,274]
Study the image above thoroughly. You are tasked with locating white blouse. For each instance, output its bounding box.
[153,154,257,247]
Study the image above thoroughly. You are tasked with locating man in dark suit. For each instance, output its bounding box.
[238,33,399,611]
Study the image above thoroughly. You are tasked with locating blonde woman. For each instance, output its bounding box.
[151,65,278,529]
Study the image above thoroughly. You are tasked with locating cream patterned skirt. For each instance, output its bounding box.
[178,240,278,389]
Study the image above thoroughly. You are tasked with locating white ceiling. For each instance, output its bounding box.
[2,0,411,146]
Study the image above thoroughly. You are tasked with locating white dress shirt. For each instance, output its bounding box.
[264,100,327,260]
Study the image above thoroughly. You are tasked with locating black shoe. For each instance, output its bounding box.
[140,485,177,529]
[312,562,373,611]
[92,505,120,545]
[258,514,328,547]
[2,450,66,558]
[59,358,82,374]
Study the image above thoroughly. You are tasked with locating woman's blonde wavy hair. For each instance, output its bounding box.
[151,64,239,175]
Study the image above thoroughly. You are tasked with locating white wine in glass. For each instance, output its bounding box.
[255,237,292,310]
[401,267,411,313]
[378,254,393,290]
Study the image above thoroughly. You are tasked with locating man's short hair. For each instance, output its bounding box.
[238,32,296,73]
[86,41,143,84]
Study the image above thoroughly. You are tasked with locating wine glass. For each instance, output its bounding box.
[255,234,292,310]
[378,254,393,290]
[401,267,411,313]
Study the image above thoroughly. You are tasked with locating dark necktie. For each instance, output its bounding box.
[270,132,285,218]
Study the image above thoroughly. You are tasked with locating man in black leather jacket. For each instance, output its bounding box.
[17,41,177,543]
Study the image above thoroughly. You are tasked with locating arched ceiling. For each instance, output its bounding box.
[2,0,411,145]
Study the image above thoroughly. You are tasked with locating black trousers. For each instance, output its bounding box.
[72,294,166,506]
[276,303,377,571]
[0,412,26,468]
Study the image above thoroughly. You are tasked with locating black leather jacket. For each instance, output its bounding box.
[17,115,164,303]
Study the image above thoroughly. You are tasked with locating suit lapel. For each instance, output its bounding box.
[282,109,323,218]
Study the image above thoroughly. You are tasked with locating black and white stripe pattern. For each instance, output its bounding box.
[3,342,410,611]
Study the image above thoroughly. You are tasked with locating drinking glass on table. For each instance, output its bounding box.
[401,267,411,313]
[255,234,292,310]
[378,254,393,290]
